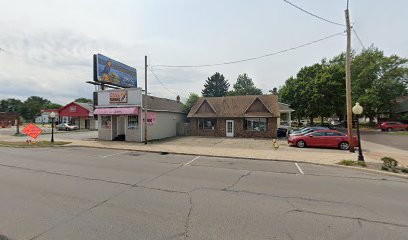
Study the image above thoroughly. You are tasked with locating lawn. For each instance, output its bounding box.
[0,141,71,148]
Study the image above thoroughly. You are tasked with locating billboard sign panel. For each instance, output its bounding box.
[94,54,137,88]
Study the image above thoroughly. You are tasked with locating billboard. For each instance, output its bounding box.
[94,54,137,88]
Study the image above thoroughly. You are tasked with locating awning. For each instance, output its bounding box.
[94,107,139,115]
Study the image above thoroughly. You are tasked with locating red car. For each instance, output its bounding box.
[378,121,408,131]
[288,130,358,150]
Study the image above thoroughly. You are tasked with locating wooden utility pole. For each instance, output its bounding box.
[345,9,354,152]
[144,55,148,144]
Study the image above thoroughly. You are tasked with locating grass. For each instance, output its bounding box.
[389,131,408,136]
[338,159,367,167]
[0,141,71,148]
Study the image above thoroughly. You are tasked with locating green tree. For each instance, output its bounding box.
[20,96,52,122]
[74,98,93,103]
[228,73,262,96]
[0,98,23,112]
[351,47,408,122]
[182,93,200,113]
[44,103,63,109]
[202,72,230,97]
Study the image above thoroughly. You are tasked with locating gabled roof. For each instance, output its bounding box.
[187,95,279,118]
[143,95,183,113]
[59,102,92,114]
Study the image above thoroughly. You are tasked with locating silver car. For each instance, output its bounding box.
[57,123,79,131]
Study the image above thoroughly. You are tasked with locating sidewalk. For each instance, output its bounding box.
[1,134,407,167]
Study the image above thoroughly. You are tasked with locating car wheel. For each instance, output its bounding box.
[65,128,69,131]
[387,128,392,132]
[296,140,306,148]
[339,142,349,150]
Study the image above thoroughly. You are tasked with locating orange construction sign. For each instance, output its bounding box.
[22,123,43,139]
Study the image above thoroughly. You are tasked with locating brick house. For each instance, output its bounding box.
[187,95,280,138]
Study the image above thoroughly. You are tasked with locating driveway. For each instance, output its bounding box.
[0,147,407,240]
[361,130,408,151]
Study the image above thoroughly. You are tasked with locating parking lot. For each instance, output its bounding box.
[1,147,408,239]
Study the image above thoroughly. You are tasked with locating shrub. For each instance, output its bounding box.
[401,168,408,174]
[381,157,399,172]
[338,160,366,167]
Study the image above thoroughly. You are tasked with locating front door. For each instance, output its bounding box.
[226,120,234,137]
[117,116,125,136]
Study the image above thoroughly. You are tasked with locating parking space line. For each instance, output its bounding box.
[100,151,129,158]
[295,163,304,175]
[183,156,200,166]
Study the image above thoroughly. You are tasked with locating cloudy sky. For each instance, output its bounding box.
[1,0,407,104]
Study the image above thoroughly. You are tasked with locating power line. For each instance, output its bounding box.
[283,0,346,27]
[352,27,366,49]
[149,67,178,96]
[152,31,345,68]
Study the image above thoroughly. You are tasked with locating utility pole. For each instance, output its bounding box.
[144,55,148,144]
[345,8,354,152]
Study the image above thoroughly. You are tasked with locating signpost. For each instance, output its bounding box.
[22,123,43,140]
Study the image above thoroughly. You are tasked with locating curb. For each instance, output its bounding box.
[64,144,408,180]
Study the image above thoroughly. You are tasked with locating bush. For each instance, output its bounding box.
[381,157,399,172]
[401,168,408,173]
[338,160,366,167]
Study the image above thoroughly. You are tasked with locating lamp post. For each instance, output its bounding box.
[50,112,56,143]
[352,102,364,161]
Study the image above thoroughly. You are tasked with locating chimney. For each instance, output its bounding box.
[176,95,180,103]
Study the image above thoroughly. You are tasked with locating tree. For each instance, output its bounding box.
[44,103,63,109]
[202,72,230,97]
[74,98,93,103]
[182,93,200,113]
[228,73,262,96]
[20,96,52,122]
[0,98,23,112]
[351,47,408,123]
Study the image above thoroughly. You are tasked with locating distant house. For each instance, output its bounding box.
[187,95,280,138]
[58,102,96,130]
[35,109,60,124]
[0,112,20,128]
[394,96,408,116]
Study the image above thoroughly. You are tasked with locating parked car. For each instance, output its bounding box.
[288,130,358,150]
[289,126,329,136]
[378,121,408,131]
[57,123,79,131]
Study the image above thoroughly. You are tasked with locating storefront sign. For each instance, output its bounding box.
[22,123,43,139]
[142,112,156,125]
[94,107,138,115]
[109,91,128,103]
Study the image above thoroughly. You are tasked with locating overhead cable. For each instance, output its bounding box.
[283,0,346,27]
[149,68,178,96]
[152,31,345,68]
[352,28,366,49]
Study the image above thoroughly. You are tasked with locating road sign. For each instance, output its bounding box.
[22,123,43,139]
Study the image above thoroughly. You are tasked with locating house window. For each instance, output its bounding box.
[128,115,138,129]
[198,118,216,130]
[101,116,111,129]
[244,118,267,131]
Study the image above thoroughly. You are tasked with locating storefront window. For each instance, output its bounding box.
[128,115,138,129]
[198,118,216,130]
[101,116,111,129]
[244,118,267,131]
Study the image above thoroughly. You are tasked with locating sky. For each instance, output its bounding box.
[1,0,407,104]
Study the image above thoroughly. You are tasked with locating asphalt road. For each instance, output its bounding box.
[0,147,408,240]
[361,130,408,151]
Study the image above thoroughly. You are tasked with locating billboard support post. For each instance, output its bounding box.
[144,55,148,145]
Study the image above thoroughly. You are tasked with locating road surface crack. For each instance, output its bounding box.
[286,209,408,228]
[183,193,193,240]
[223,171,251,190]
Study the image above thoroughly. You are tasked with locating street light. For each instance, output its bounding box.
[49,112,56,143]
[352,102,364,161]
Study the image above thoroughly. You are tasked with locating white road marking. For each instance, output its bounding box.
[183,156,200,166]
[295,163,304,175]
[100,151,128,158]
